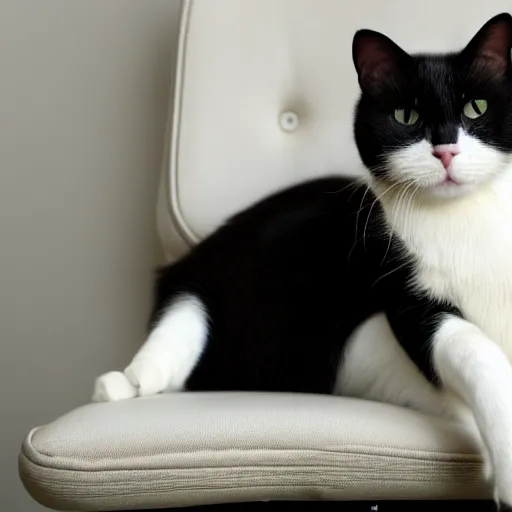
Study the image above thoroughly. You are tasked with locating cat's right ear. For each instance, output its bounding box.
[352,30,412,94]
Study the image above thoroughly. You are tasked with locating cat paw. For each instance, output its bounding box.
[124,359,167,396]
[495,480,512,511]
[92,371,137,402]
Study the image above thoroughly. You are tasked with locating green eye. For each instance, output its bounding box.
[394,108,420,126]
[463,99,487,119]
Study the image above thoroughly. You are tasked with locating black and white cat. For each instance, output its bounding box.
[93,13,512,508]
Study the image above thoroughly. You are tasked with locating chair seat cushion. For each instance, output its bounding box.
[19,392,490,511]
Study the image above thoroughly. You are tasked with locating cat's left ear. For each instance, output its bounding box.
[462,13,512,74]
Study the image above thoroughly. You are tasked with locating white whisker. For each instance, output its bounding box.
[363,182,401,251]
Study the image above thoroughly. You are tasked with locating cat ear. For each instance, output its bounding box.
[462,13,512,74]
[352,29,412,93]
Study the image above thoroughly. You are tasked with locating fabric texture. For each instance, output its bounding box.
[19,392,490,510]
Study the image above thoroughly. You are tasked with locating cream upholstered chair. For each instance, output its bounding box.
[19,0,510,509]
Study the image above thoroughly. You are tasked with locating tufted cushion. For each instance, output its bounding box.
[157,0,512,260]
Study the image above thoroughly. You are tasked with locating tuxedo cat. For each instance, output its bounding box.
[93,13,512,508]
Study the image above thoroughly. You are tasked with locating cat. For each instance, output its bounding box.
[93,13,512,509]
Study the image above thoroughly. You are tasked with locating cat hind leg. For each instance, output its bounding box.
[92,294,208,402]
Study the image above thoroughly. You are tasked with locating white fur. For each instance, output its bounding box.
[92,371,137,402]
[433,316,512,505]
[93,294,208,401]
[380,164,512,360]
[386,128,509,199]
[335,313,474,423]
[358,130,512,504]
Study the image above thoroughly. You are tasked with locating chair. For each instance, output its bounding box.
[19,0,504,509]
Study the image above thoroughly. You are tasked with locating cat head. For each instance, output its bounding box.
[352,13,512,200]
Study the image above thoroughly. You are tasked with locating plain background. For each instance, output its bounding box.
[0,1,182,510]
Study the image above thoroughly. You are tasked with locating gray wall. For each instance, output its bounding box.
[0,1,182,509]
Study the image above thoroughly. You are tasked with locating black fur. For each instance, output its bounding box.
[152,174,444,392]
[153,177,380,392]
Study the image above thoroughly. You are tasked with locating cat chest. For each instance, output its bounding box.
[414,250,512,359]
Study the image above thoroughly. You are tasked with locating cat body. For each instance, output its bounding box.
[94,13,512,508]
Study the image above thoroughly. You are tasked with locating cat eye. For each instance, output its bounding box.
[394,108,420,126]
[463,99,488,119]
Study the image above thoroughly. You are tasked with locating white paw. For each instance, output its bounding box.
[497,500,512,511]
[92,371,137,402]
[124,359,167,396]
[495,472,512,509]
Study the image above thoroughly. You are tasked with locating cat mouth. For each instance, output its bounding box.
[440,175,460,185]
[423,172,478,197]
[434,172,462,187]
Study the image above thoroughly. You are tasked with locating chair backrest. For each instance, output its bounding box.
[157,0,511,261]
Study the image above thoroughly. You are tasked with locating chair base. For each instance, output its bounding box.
[120,500,498,512]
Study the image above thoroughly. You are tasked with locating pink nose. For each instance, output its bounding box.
[433,144,460,169]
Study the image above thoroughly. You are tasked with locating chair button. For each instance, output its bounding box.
[279,111,299,132]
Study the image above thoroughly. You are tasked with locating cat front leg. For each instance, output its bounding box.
[431,315,512,508]
[386,289,512,507]
[92,294,209,402]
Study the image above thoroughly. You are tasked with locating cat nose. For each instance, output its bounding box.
[432,144,460,169]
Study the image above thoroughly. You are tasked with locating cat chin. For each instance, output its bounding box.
[371,174,489,204]
[381,130,508,201]
[418,180,479,200]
